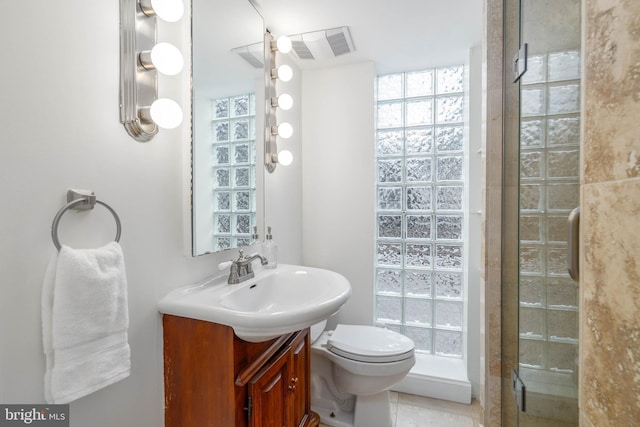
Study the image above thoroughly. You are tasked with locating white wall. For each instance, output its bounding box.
[264,55,304,265]
[0,2,303,426]
[301,62,376,327]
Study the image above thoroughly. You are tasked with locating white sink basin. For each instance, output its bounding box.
[158,264,352,342]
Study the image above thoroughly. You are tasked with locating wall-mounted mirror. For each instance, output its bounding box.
[191,0,264,256]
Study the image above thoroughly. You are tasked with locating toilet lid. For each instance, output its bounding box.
[326,325,415,363]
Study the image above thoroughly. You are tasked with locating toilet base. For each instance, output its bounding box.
[313,390,392,427]
[313,405,353,427]
[353,391,392,427]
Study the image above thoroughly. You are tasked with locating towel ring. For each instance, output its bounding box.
[51,197,122,251]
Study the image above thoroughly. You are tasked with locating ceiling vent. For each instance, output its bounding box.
[233,27,355,68]
[288,26,355,61]
[291,40,315,60]
[231,42,263,68]
[326,31,351,56]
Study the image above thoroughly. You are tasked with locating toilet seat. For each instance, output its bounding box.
[326,325,414,363]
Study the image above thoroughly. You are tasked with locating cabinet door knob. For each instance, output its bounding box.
[288,377,299,392]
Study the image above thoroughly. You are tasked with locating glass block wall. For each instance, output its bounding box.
[519,50,580,374]
[375,67,465,358]
[211,94,257,252]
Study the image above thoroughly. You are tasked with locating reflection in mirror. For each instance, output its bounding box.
[191,0,264,256]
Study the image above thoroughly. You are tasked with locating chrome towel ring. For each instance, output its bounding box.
[51,189,122,251]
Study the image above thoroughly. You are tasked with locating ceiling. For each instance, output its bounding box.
[253,0,483,74]
[192,0,483,99]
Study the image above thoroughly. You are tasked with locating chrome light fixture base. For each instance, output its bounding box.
[264,31,278,173]
[120,0,183,142]
[120,0,159,142]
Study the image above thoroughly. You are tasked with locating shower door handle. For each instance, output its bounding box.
[567,207,580,282]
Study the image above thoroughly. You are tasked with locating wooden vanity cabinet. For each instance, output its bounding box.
[163,315,319,427]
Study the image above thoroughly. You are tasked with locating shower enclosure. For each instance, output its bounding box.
[503,0,581,425]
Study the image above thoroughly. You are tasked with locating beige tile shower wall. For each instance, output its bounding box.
[580,181,640,425]
[583,0,640,184]
[482,0,505,425]
[581,0,640,426]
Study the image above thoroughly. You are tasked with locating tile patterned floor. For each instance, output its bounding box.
[319,392,482,427]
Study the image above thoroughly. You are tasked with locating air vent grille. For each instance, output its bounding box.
[231,41,264,69]
[233,27,355,66]
[326,32,350,56]
[288,26,354,62]
[292,40,315,60]
[237,51,263,68]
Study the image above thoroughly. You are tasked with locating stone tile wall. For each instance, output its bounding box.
[481,0,505,425]
[581,2,640,424]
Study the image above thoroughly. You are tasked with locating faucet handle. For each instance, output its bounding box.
[237,249,246,260]
[228,261,239,282]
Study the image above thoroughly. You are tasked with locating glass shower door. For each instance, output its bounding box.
[516,0,581,424]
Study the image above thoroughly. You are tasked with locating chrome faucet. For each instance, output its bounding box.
[227,249,268,284]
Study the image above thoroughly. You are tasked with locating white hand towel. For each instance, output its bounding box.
[42,241,130,404]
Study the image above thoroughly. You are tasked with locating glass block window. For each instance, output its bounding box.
[519,50,580,374]
[375,67,465,358]
[211,94,256,251]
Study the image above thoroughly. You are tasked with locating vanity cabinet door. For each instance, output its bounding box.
[248,346,293,427]
[289,329,311,427]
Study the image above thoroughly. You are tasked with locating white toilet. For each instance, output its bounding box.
[310,320,415,427]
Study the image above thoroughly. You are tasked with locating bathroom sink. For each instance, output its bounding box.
[158,264,351,342]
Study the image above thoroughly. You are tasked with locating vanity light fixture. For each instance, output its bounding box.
[271,93,293,110]
[272,122,293,139]
[272,36,292,54]
[140,98,184,129]
[264,31,295,172]
[138,42,184,76]
[139,0,184,22]
[120,0,185,142]
[277,150,294,166]
[272,64,293,82]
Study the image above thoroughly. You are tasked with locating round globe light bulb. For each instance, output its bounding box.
[150,0,184,22]
[276,36,292,54]
[277,94,293,110]
[150,98,183,129]
[278,150,293,166]
[150,43,184,76]
[276,65,293,82]
[277,122,293,139]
